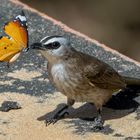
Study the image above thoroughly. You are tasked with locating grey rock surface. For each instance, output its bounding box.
[0,101,21,112]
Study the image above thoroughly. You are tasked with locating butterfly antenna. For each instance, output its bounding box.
[21,10,26,16]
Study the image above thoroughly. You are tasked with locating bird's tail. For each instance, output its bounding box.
[123,76,140,86]
[122,76,140,93]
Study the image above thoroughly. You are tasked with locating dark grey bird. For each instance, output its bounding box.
[31,36,140,131]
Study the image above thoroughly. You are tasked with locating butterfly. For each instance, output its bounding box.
[0,11,29,64]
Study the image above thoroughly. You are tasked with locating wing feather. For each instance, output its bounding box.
[83,55,126,90]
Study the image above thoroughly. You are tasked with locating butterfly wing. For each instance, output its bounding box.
[0,36,20,62]
[0,12,28,63]
[4,12,28,49]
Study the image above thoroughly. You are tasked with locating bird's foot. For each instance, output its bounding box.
[92,117,104,132]
[45,111,69,126]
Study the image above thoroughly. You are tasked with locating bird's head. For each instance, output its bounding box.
[31,36,72,58]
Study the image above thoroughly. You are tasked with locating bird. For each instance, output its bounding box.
[31,35,140,131]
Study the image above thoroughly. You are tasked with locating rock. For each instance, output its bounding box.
[0,101,21,112]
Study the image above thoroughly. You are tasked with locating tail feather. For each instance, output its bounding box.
[120,76,140,93]
[123,76,140,86]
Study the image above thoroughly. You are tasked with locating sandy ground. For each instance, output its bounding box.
[0,68,140,140]
[0,92,140,140]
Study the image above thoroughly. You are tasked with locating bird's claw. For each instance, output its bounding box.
[45,118,57,126]
[45,111,69,126]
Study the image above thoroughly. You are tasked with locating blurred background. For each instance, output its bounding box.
[20,0,140,61]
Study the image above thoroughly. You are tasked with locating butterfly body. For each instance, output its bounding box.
[0,11,28,63]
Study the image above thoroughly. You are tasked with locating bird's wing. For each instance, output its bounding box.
[84,59,126,90]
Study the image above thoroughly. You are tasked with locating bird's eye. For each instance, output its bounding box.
[52,41,60,49]
[44,41,61,49]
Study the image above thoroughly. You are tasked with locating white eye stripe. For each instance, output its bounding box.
[40,36,49,43]
[41,37,58,45]
[43,38,57,45]
[41,37,67,46]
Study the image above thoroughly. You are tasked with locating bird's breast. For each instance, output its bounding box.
[50,63,82,96]
[51,63,68,82]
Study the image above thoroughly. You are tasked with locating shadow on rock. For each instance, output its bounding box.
[37,87,140,135]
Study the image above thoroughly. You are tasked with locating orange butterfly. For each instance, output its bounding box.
[0,11,28,64]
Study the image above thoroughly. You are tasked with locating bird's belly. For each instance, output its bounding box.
[51,64,112,104]
[52,73,102,102]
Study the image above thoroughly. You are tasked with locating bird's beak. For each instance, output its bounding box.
[30,42,44,50]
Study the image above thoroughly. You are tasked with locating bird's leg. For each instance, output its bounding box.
[45,98,75,126]
[92,109,104,132]
[53,105,69,119]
